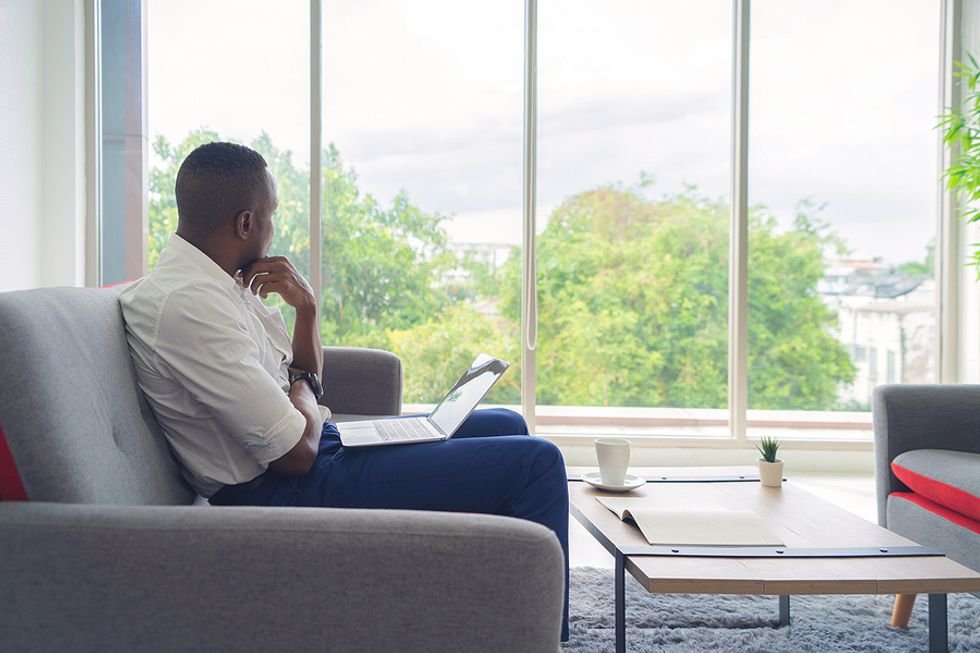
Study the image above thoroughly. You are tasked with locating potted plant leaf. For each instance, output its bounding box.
[756,436,783,488]
[939,52,980,275]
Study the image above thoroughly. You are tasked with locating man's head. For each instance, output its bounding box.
[175,141,278,270]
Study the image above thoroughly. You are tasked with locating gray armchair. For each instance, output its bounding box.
[872,384,980,625]
[0,287,564,652]
[873,384,980,567]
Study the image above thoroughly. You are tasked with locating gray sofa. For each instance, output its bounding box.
[0,287,565,652]
[873,384,980,576]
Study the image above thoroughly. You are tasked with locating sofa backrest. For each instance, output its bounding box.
[0,287,195,505]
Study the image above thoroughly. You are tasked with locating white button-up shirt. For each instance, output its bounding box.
[120,234,307,497]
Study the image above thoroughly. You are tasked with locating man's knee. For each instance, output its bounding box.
[524,437,566,480]
[482,407,529,435]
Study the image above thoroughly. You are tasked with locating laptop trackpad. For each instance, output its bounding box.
[340,425,381,445]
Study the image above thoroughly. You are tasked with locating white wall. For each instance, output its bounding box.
[0,0,42,290]
[0,0,85,292]
[40,0,87,288]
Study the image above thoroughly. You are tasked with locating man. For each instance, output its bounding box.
[119,141,569,641]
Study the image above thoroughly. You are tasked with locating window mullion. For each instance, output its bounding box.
[729,0,750,442]
[522,0,539,432]
[85,0,103,287]
[937,0,962,383]
[310,0,323,315]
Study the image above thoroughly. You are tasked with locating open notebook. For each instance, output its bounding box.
[596,497,784,547]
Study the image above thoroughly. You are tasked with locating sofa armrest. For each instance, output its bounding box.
[872,384,980,527]
[320,346,402,416]
[0,502,563,653]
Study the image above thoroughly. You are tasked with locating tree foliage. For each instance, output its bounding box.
[148,130,507,402]
[496,185,855,409]
[319,144,455,345]
[388,304,521,404]
[149,131,856,408]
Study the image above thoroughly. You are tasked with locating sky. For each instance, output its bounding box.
[148,0,941,265]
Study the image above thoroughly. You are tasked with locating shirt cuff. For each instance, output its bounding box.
[248,408,308,467]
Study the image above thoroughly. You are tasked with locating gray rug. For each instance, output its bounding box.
[562,567,980,652]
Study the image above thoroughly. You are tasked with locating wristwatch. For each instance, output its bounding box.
[289,371,323,400]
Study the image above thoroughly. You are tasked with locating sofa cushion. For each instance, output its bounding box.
[0,288,194,505]
[888,492,980,572]
[890,492,980,536]
[0,426,27,501]
[891,448,980,522]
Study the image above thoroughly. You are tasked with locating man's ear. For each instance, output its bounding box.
[235,210,253,240]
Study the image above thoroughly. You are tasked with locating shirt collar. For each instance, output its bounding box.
[159,233,240,294]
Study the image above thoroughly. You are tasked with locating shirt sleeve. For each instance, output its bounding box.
[152,286,306,467]
[241,290,294,391]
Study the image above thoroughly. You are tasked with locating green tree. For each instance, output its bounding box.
[387,304,521,404]
[148,130,507,403]
[319,144,456,346]
[496,184,855,409]
[747,206,856,409]
[150,132,856,409]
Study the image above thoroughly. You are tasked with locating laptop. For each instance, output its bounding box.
[337,353,510,447]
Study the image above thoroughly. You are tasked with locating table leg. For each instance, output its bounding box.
[928,594,947,653]
[615,551,626,653]
[779,595,790,627]
[891,594,916,628]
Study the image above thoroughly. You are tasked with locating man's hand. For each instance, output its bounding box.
[242,256,315,312]
[243,256,323,378]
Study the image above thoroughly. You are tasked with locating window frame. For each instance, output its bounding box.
[91,0,966,447]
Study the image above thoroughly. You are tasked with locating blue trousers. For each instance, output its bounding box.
[210,408,570,641]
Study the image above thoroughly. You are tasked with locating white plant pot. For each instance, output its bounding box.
[758,459,784,488]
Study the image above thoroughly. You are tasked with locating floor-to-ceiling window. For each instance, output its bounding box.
[747,0,940,440]
[133,0,949,445]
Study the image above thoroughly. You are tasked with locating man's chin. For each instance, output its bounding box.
[240,254,266,271]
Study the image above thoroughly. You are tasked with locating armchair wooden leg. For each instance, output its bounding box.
[891,593,916,628]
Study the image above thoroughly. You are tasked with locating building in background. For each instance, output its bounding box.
[821,259,934,408]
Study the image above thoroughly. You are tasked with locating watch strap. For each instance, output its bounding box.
[289,371,323,400]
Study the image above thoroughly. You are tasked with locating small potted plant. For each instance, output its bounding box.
[756,437,783,488]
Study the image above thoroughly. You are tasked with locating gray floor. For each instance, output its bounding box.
[568,471,877,569]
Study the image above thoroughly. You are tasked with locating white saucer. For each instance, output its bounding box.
[581,471,646,492]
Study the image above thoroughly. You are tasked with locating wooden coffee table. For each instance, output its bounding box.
[568,469,980,653]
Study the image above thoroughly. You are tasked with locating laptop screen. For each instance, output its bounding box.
[429,354,510,437]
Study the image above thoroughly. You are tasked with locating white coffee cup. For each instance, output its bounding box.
[595,438,631,486]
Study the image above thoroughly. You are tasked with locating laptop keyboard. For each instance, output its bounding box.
[373,419,436,441]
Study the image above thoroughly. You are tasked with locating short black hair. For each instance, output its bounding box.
[175,141,270,234]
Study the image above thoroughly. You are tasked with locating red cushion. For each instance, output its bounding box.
[891,492,980,535]
[892,459,980,522]
[0,425,28,501]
